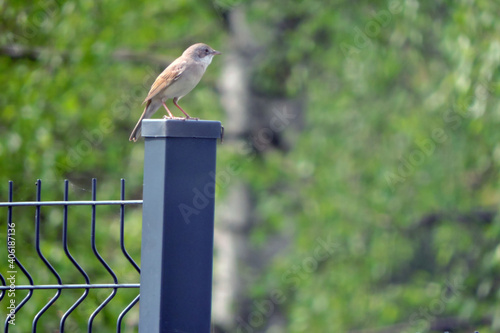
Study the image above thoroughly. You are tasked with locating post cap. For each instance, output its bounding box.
[142,119,222,139]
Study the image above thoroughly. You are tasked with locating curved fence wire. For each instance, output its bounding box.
[0,179,142,333]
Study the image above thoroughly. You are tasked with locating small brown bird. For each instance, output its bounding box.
[129,43,221,142]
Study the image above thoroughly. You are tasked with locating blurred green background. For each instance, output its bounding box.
[1,0,500,332]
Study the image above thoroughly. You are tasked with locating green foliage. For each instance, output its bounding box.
[1,0,500,332]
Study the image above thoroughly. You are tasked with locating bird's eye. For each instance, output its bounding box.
[205,48,209,53]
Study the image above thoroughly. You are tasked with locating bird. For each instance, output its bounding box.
[129,43,221,142]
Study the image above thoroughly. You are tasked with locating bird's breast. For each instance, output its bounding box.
[163,63,206,100]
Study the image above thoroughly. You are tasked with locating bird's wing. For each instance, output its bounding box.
[143,59,187,103]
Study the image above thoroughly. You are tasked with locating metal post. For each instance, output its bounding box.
[139,119,222,333]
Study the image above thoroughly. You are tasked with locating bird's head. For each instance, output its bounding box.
[184,43,221,65]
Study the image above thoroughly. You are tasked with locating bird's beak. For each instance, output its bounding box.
[213,50,222,55]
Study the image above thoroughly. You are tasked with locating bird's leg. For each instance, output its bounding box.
[173,98,199,120]
[162,101,174,118]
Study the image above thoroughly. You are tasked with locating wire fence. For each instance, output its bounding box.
[1,119,221,332]
[0,178,142,333]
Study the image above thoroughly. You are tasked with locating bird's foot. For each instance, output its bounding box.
[184,116,199,121]
[163,115,186,120]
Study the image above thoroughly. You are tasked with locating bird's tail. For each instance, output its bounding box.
[129,100,161,142]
